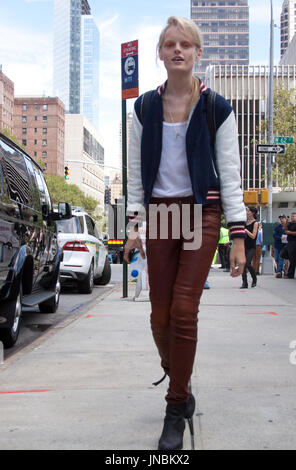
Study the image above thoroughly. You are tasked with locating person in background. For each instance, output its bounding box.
[273,214,286,278]
[241,206,258,288]
[283,212,296,279]
[252,222,263,275]
[218,226,230,272]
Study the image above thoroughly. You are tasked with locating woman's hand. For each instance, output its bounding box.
[229,238,246,277]
[123,226,146,263]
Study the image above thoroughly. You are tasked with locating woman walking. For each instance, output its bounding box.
[241,207,258,288]
[124,16,246,450]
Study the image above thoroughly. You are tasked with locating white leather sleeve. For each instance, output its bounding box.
[127,110,145,215]
[215,111,246,224]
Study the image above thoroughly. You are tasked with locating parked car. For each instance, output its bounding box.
[56,208,111,293]
[0,132,72,348]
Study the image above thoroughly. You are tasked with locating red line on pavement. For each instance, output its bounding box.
[246,312,278,316]
[0,389,51,395]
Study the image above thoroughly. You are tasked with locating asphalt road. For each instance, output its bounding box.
[3,264,125,360]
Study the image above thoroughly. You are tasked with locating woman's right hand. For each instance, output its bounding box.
[123,226,146,263]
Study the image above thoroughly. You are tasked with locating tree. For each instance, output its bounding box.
[44,174,103,224]
[261,86,296,190]
[0,128,26,150]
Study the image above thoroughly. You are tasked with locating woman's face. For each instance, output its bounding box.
[158,25,202,75]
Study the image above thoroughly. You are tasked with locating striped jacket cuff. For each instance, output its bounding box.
[228,222,246,239]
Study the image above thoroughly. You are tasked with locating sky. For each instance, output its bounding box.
[0,0,285,171]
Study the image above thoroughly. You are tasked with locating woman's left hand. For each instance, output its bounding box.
[229,238,246,277]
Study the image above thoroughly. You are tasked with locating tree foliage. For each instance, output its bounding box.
[44,173,102,223]
[1,128,26,150]
[261,86,296,190]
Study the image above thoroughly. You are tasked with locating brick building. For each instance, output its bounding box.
[14,96,65,176]
[0,65,14,134]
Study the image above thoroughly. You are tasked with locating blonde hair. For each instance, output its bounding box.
[157,16,203,53]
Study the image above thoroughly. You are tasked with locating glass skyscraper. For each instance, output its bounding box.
[191,0,249,80]
[53,0,100,129]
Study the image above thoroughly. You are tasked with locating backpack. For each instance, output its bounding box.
[138,88,217,149]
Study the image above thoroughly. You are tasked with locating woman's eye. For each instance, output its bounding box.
[165,42,174,48]
[182,42,192,48]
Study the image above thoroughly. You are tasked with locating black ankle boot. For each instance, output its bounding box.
[158,403,186,450]
[184,393,195,419]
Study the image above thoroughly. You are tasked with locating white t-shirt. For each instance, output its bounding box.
[151,121,193,198]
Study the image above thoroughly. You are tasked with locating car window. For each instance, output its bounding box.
[78,216,85,233]
[0,159,3,195]
[23,156,41,211]
[33,165,51,209]
[85,215,95,236]
[0,139,30,206]
[56,216,83,234]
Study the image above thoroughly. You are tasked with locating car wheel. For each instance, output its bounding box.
[0,287,22,349]
[94,256,111,286]
[78,261,94,294]
[39,275,61,313]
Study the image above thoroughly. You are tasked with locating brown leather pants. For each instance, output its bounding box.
[146,197,221,404]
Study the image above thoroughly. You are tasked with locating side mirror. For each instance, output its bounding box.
[49,202,72,221]
[58,202,72,219]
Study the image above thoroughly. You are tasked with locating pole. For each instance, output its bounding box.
[267,0,274,223]
[122,99,128,298]
[262,0,275,275]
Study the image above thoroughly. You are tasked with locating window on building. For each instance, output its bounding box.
[34,128,37,133]
[42,116,47,122]
[22,104,27,111]
[35,116,38,121]
[22,128,27,134]
[42,139,47,146]
[34,139,37,145]
[22,116,27,123]
[42,151,47,158]
[34,104,38,110]
[42,128,47,134]
[22,139,27,146]
[43,104,48,111]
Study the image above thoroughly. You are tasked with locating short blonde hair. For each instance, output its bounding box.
[157,16,203,53]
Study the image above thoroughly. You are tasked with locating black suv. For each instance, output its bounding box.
[0,132,71,348]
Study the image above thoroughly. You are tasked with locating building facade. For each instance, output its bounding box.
[81,14,100,130]
[14,96,65,176]
[53,0,100,130]
[280,33,296,64]
[0,66,14,134]
[280,0,296,58]
[191,0,249,80]
[206,64,296,190]
[64,114,104,205]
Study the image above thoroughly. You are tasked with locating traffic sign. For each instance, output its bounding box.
[256,144,286,154]
[274,136,293,144]
[121,40,139,100]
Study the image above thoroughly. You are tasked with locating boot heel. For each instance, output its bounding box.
[187,417,195,450]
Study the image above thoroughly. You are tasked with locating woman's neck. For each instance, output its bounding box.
[165,74,195,98]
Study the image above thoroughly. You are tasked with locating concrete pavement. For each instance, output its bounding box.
[0,268,295,450]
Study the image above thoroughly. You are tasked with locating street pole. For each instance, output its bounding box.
[262,0,275,275]
[267,0,274,223]
[122,99,128,298]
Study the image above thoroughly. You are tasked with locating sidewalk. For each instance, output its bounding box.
[0,269,295,450]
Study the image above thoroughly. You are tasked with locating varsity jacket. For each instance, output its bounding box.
[127,81,246,239]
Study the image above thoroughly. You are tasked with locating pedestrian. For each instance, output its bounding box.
[273,214,286,278]
[241,206,258,288]
[252,222,263,275]
[218,225,230,271]
[124,16,246,450]
[283,211,296,279]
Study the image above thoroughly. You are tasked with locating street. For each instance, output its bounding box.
[0,268,296,450]
[3,265,125,361]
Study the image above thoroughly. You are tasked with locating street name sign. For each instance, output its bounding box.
[274,136,293,144]
[256,144,286,155]
[121,40,139,100]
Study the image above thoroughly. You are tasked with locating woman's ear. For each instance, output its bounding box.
[195,47,202,62]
